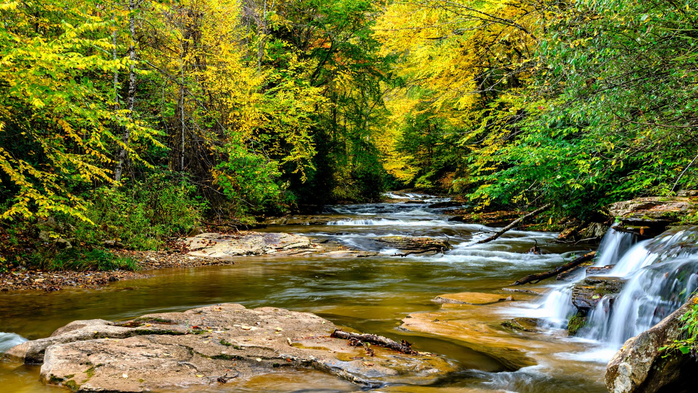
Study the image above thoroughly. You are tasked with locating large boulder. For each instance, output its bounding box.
[606,296,698,393]
[4,304,454,392]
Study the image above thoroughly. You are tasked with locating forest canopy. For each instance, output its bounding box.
[1,0,697,257]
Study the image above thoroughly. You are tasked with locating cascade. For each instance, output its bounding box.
[578,228,698,347]
[534,228,635,328]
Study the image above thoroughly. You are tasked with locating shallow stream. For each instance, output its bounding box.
[0,194,609,393]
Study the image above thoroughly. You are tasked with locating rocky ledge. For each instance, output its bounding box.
[609,196,698,237]
[4,304,454,392]
[606,296,698,393]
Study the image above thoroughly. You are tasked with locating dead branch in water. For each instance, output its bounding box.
[476,204,552,244]
[512,251,596,285]
[331,330,418,355]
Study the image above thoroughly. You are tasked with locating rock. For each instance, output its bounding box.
[609,197,698,237]
[4,319,188,364]
[427,201,464,209]
[501,318,540,332]
[502,288,543,296]
[375,236,451,255]
[606,296,698,393]
[184,233,312,258]
[580,222,609,239]
[586,265,614,275]
[567,313,587,336]
[103,240,124,248]
[6,304,454,392]
[571,276,626,312]
[263,215,351,226]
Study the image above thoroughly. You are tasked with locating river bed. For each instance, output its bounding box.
[0,194,608,393]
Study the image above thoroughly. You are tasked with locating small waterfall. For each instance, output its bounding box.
[593,228,636,267]
[575,227,698,349]
[535,228,635,326]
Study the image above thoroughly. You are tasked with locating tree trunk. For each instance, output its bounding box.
[115,0,137,182]
[476,203,552,244]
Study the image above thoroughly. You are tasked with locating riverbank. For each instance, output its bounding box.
[0,230,393,292]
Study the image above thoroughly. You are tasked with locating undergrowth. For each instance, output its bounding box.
[28,248,139,272]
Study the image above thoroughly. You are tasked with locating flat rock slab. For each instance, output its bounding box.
[5,304,454,392]
[184,233,313,258]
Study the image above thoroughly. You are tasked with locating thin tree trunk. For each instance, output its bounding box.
[179,8,187,173]
[115,0,137,182]
[476,203,552,244]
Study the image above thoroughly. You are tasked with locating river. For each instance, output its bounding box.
[0,193,609,393]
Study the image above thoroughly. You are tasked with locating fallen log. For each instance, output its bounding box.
[512,251,596,286]
[331,330,417,355]
[476,203,552,244]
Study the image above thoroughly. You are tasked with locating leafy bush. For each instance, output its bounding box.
[69,174,208,250]
[29,248,139,272]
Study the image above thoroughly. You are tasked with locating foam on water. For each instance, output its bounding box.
[0,332,27,354]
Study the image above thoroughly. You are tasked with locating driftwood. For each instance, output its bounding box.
[476,203,552,244]
[512,251,596,285]
[331,330,417,355]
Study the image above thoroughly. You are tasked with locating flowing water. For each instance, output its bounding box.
[0,193,623,393]
[530,226,698,363]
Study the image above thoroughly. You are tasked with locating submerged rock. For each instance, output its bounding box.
[5,304,454,392]
[606,296,698,393]
[374,236,451,255]
[501,318,540,333]
[184,233,313,258]
[433,292,513,305]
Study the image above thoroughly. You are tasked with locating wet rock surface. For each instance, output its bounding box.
[262,215,351,226]
[433,293,513,305]
[400,291,594,373]
[374,236,451,255]
[571,276,626,311]
[606,296,698,393]
[5,304,455,392]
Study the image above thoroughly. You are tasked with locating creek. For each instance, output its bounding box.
[1,193,672,393]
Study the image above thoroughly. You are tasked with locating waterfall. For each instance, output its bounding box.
[577,228,698,347]
[534,228,636,328]
[592,228,636,268]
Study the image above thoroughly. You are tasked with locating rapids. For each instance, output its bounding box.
[0,193,625,393]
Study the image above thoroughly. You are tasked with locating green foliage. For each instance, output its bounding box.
[29,248,139,272]
[470,0,698,216]
[661,300,698,357]
[70,174,207,250]
[394,113,465,190]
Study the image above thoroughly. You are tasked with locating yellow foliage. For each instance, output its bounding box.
[375,0,540,182]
